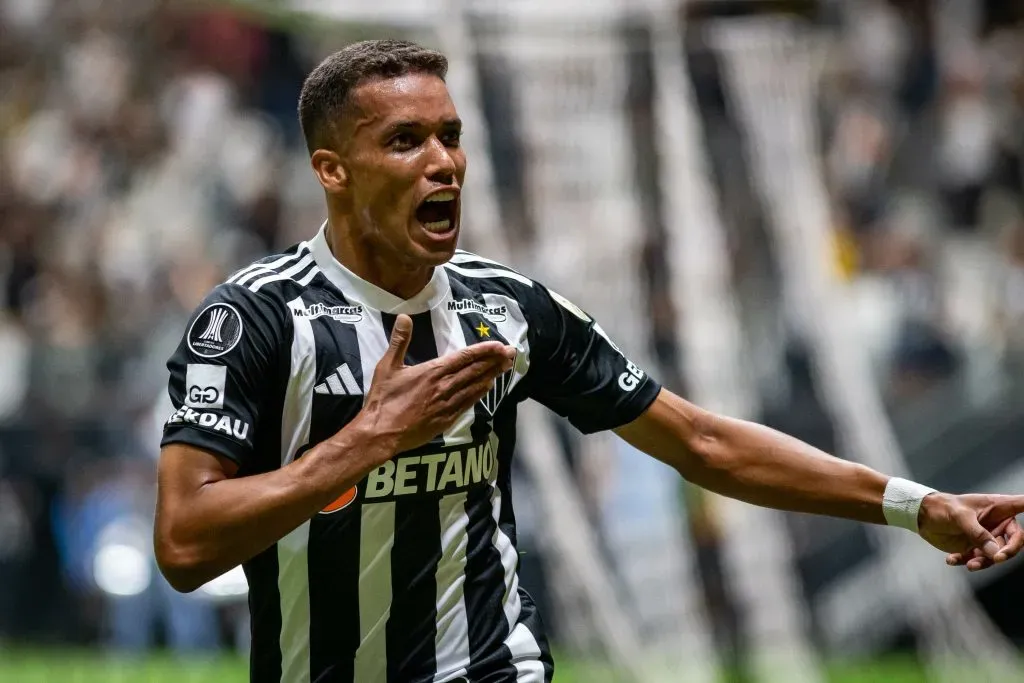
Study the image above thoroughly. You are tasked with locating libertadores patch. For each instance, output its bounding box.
[187,302,244,358]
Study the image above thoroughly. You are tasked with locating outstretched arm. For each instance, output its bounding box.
[615,388,1024,571]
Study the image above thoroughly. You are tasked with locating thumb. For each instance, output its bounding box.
[962,513,1001,560]
[385,314,413,368]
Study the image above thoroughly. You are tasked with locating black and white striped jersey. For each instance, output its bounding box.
[162,224,661,683]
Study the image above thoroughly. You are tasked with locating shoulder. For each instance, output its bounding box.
[443,250,537,295]
[444,250,589,321]
[221,241,320,299]
[189,244,317,349]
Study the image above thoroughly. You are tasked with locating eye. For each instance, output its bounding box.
[390,133,419,151]
[441,130,462,147]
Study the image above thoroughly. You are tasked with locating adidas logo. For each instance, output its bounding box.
[315,364,362,396]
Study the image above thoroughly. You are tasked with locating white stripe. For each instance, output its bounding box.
[433,492,471,682]
[296,265,321,287]
[514,658,546,683]
[443,263,534,287]
[432,303,477,445]
[326,372,345,396]
[487,431,521,631]
[278,295,318,683]
[230,248,307,286]
[429,302,474,680]
[506,622,545,682]
[354,308,390,397]
[250,253,315,292]
[353,501,396,683]
[338,363,361,395]
[450,251,512,269]
[279,521,312,683]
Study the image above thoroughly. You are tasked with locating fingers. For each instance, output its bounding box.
[432,350,515,400]
[995,518,1024,563]
[958,511,1002,561]
[383,314,414,369]
[439,341,517,374]
[442,372,504,416]
[988,495,1024,523]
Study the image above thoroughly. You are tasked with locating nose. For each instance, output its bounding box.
[425,135,457,184]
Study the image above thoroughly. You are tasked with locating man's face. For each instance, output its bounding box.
[337,73,466,266]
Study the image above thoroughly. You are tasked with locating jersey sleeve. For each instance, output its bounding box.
[525,285,661,434]
[161,284,287,467]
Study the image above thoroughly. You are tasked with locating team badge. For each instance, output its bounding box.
[481,350,517,417]
[187,303,244,358]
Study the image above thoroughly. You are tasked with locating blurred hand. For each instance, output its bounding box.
[355,314,516,455]
[916,493,1024,571]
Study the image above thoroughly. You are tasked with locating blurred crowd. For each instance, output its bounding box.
[0,0,318,649]
[2,0,1024,655]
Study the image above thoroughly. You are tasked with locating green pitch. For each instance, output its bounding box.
[0,649,930,683]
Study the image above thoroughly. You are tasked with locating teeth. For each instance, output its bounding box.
[423,219,452,233]
[425,191,455,203]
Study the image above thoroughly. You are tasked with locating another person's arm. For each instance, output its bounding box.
[155,310,513,592]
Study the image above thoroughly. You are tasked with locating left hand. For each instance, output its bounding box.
[917,493,1024,571]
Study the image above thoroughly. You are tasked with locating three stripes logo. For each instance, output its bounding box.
[315,363,362,396]
[187,303,244,358]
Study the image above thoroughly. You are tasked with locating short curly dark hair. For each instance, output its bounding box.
[298,39,449,154]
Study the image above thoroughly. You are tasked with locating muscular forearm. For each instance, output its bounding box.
[618,391,889,524]
[686,412,888,524]
[156,419,396,592]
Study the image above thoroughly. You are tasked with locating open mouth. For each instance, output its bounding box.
[415,190,458,234]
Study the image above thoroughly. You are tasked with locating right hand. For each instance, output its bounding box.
[357,314,516,454]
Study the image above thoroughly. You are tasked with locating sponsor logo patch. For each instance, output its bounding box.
[185,364,227,409]
[364,439,498,501]
[447,299,508,323]
[618,359,645,392]
[296,303,363,324]
[187,303,244,358]
[166,406,251,441]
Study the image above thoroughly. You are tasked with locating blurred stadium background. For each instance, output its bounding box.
[3,0,1024,681]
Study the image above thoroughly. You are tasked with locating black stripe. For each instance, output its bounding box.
[306,288,367,683]
[454,308,517,681]
[381,312,444,682]
[247,547,284,683]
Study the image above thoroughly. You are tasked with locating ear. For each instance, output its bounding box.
[310,149,347,194]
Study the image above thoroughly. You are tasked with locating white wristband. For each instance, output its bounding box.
[882,477,936,534]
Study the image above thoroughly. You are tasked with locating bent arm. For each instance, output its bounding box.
[614,389,888,524]
[155,420,395,593]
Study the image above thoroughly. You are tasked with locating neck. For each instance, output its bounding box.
[325,213,433,301]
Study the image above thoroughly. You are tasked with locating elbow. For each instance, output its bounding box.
[154,535,208,594]
[682,409,735,481]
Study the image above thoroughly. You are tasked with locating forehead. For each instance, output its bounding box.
[348,73,458,130]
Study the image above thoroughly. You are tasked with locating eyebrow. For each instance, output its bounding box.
[384,118,463,134]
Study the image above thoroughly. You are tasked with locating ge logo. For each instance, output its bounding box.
[188,385,221,405]
[617,360,645,392]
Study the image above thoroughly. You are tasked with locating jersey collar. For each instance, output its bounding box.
[310,222,451,315]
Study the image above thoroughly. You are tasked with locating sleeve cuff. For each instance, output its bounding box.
[572,377,662,435]
[161,426,247,466]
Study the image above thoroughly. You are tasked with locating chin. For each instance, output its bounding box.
[410,224,460,265]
